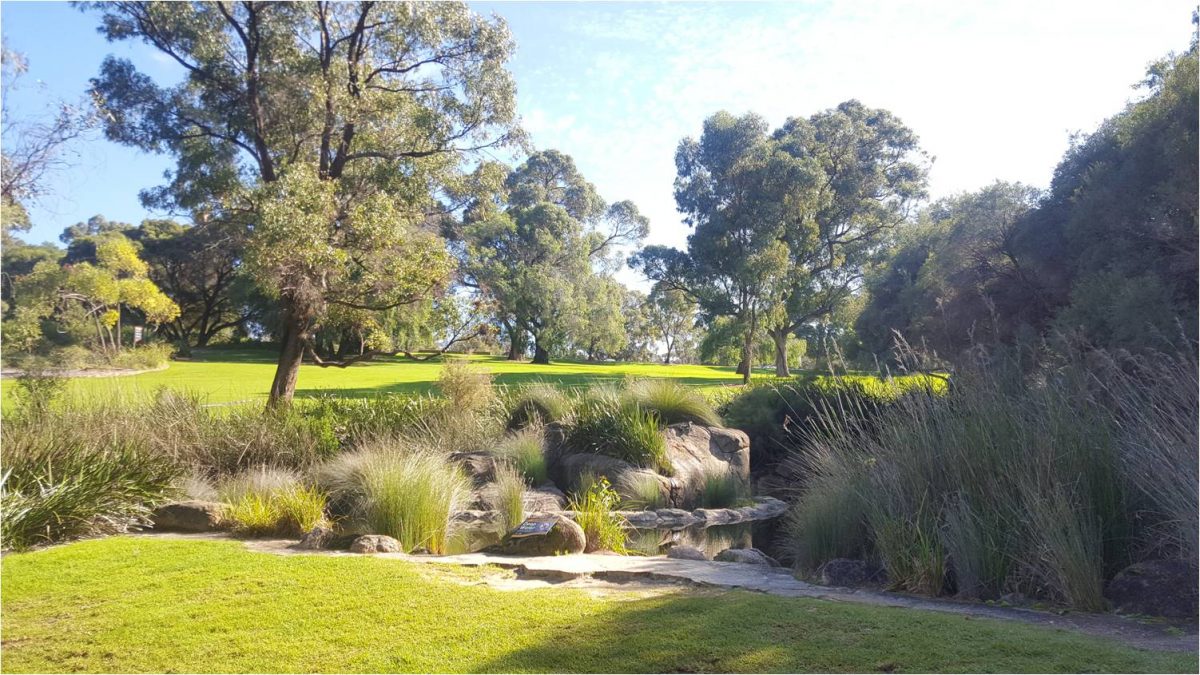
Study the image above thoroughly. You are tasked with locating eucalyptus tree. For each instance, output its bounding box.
[463,150,647,364]
[633,111,793,383]
[646,282,697,365]
[84,1,522,405]
[764,101,927,376]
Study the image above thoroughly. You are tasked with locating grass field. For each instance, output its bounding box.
[1,345,757,405]
[1,537,1192,674]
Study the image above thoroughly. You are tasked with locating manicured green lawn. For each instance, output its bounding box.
[1,537,1192,673]
[2,346,754,405]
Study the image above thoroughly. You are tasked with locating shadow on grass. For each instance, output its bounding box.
[472,590,1188,674]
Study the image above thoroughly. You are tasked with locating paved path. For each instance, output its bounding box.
[211,534,1198,653]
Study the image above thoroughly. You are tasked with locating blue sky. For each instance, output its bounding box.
[3,0,1196,285]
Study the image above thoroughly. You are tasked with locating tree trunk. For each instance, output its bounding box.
[532,342,550,365]
[505,323,525,360]
[740,309,757,385]
[267,313,306,408]
[736,358,748,376]
[771,327,791,378]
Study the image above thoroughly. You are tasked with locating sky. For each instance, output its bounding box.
[2,0,1196,287]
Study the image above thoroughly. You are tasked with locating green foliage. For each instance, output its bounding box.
[568,475,626,553]
[221,473,327,538]
[698,465,749,509]
[567,390,672,475]
[0,435,180,550]
[492,463,526,533]
[494,425,549,486]
[505,382,572,429]
[316,440,471,553]
[624,378,721,426]
[437,359,495,412]
[8,363,67,418]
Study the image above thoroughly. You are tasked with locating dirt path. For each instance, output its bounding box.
[141,533,1198,653]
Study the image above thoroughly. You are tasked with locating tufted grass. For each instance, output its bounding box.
[0,537,1194,673]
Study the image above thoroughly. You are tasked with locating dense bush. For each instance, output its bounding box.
[781,348,1197,611]
[1,436,181,550]
[316,439,471,553]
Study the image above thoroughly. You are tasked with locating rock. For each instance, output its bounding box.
[1106,559,1199,618]
[452,510,504,525]
[656,508,700,529]
[349,534,402,554]
[294,526,357,551]
[617,510,660,528]
[151,501,225,532]
[667,545,709,561]
[692,508,743,525]
[449,452,503,486]
[490,515,587,556]
[523,486,567,512]
[714,547,780,567]
[662,423,751,508]
[551,453,671,502]
[818,558,886,587]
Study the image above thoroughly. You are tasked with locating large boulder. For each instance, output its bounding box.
[151,501,225,532]
[469,485,569,512]
[1105,559,1199,618]
[490,515,586,556]
[663,423,750,507]
[551,453,671,501]
[349,534,402,554]
[714,547,780,567]
[294,526,357,551]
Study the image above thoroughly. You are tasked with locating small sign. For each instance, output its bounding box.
[133,326,144,344]
[509,517,555,538]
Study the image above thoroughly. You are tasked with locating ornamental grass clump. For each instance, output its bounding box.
[505,383,572,430]
[698,465,748,509]
[625,379,722,427]
[492,463,526,532]
[568,474,626,553]
[567,388,672,475]
[317,439,471,553]
[217,467,327,538]
[494,425,548,485]
[617,471,670,510]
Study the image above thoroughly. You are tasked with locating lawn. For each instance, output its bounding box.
[1,345,756,405]
[0,537,1193,673]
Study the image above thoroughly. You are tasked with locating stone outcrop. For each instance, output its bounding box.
[1105,559,1199,618]
[151,501,225,532]
[489,515,586,556]
[294,526,357,551]
[349,534,402,554]
[449,452,503,487]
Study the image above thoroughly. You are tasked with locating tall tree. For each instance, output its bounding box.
[85,1,522,405]
[463,150,647,364]
[764,101,927,376]
[646,282,697,365]
[633,111,792,383]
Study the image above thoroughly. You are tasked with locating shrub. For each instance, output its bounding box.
[110,342,175,370]
[506,383,572,430]
[300,393,441,446]
[0,436,181,550]
[568,474,626,553]
[698,465,748,508]
[8,365,67,419]
[437,359,494,412]
[493,463,526,532]
[617,472,669,510]
[625,379,722,426]
[317,440,471,553]
[494,425,548,485]
[567,390,672,475]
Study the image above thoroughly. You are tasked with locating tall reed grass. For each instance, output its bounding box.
[781,347,1195,610]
